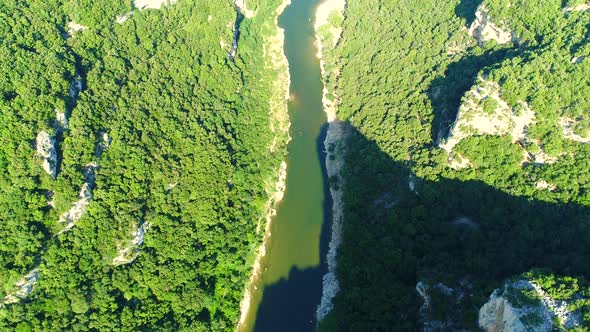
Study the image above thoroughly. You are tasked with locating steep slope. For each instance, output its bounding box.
[317,0,590,330]
[0,0,289,330]
[479,270,589,331]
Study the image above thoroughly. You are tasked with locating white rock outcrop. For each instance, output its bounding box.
[235,0,256,19]
[447,27,473,56]
[571,56,586,64]
[66,21,87,38]
[9,130,112,304]
[116,12,133,24]
[101,132,111,148]
[408,172,417,193]
[2,268,39,306]
[521,143,558,165]
[529,282,582,329]
[112,220,150,266]
[55,110,68,130]
[479,279,583,331]
[57,174,94,233]
[314,0,346,51]
[440,78,564,169]
[468,6,513,45]
[452,216,479,228]
[448,153,473,170]
[479,288,531,332]
[315,0,347,323]
[227,0,265,59]
[222,0,257,61]
[417,281,431,311]
[560,117,590,143]
[57,130,110,233]
[36,131,58,178]
[220,18,239,60]
[134,0,176,10]
[535,180,556,191]
[440,78,535,160]
[95,132,111,157]
[563,3,590,12]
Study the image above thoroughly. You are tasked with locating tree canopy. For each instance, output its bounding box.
[0,0,287,330]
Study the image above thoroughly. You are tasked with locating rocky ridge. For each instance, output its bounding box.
[439,77,537,169]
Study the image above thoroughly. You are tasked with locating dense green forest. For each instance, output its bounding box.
[319,0,590,330]
[3,0,590,330]
[0,0,288,330]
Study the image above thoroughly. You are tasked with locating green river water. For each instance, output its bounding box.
[240,0,330,331]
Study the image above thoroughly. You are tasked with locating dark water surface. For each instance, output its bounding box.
[241,0,331,331]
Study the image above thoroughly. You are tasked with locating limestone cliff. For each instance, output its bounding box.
[479,276,585,331]
[468,6,514,46]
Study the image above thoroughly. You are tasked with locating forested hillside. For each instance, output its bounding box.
[318,0,590,330]
[0,0,288,330]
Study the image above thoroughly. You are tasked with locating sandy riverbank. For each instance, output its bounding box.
[314,0,347,323]
[237,161,287,329]
[314,0,346,58]
[236,0,292,329]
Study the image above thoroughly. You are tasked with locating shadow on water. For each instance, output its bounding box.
[252,0,332,330]
[254,266,323,332]
[253,125,333,332]
[323,121,590,330]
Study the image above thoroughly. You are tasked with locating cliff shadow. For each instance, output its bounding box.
[455,0,483,26]
[253,265,324,332]
[326,122,590,330]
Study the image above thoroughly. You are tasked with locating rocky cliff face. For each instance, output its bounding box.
[479,287,535,332]
[57,166,95,233]
[6,130,112,305]
[416,272,588,331]
[112,220,150,266]
[58,131,109,233]
[439,77,537,169]
[440,78,535,152]
[36,131,58,178]
[2,269,39,306]
[234,0,255,19]
[468,6,514,46]
[315,0,348,323]
[479,277,584,331]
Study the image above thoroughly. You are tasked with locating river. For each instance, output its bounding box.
[239,0,331,331]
